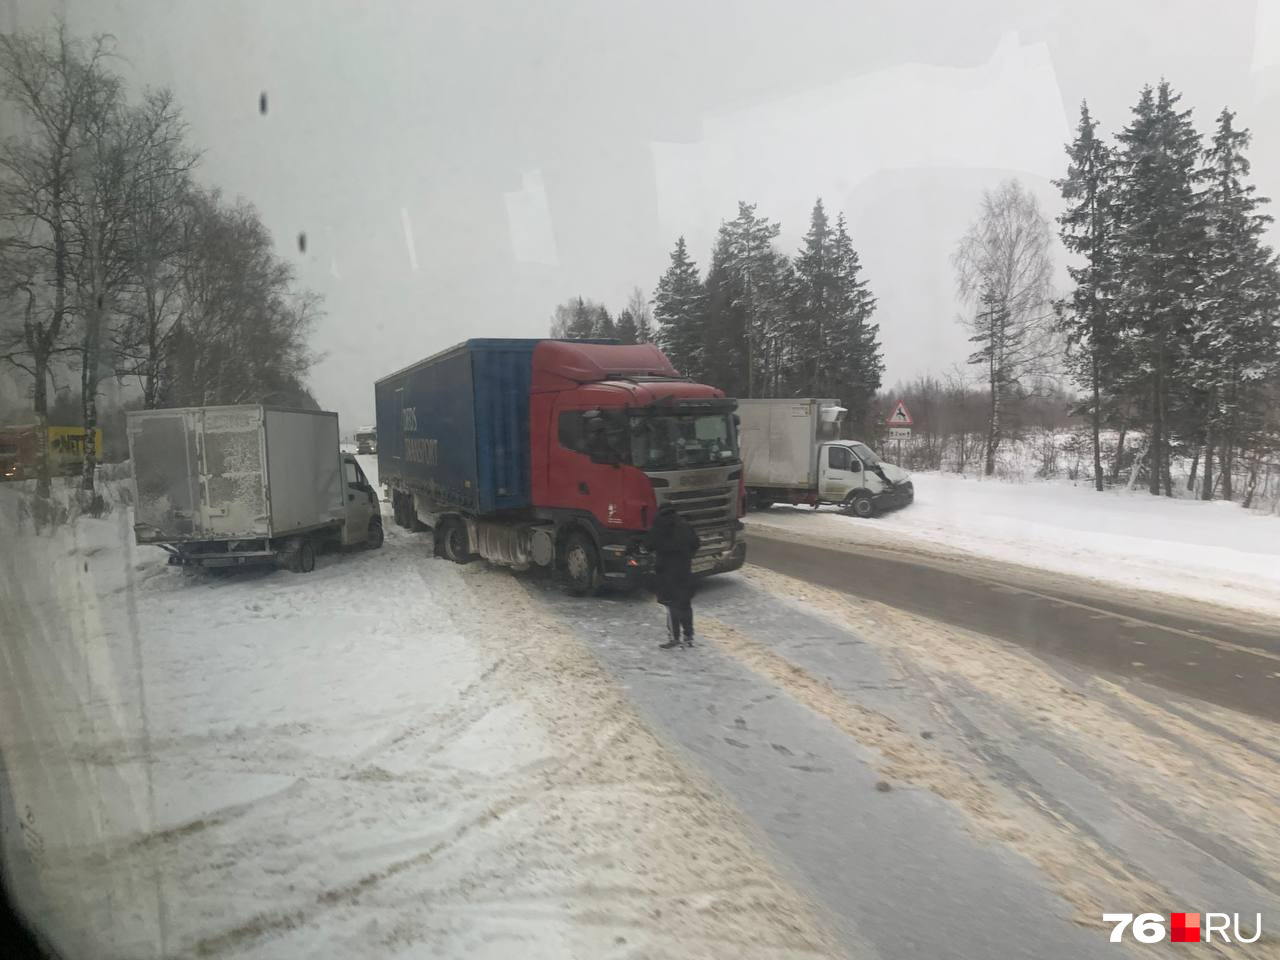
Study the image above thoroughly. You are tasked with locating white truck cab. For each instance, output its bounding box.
[817,440,913,516]
[340,453,382,547]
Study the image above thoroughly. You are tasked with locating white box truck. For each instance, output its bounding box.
[738,398,913,517]
[127,405,383,571]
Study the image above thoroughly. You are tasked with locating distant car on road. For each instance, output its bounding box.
[355,427,377,455]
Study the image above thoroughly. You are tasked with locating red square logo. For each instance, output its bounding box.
[1171,913,1201,943]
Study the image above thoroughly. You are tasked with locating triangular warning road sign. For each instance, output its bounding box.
[887,401,913,426]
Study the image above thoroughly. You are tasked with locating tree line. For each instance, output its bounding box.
[549,287,656,345]
[0,27,319,499]
[550,199,885,428]
[1053,82,1280,504]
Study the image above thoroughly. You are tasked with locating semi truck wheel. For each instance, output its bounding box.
[562,531,601,596]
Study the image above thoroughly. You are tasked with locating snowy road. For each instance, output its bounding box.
[2,459,1278,959]
[745,529,1280,723]
[532,572,1280,959]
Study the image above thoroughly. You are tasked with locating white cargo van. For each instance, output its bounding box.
[738,398,913,517]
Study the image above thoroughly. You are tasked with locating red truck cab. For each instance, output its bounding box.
[529,340,746,589]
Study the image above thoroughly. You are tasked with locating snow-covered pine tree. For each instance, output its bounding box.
[829,213,882,427]
[615,309,638,344]
[593,306,617,340]
[702,229,748,394]
[653,237,707,377]
[1196,107,1280,501]
[791,199,838,397]
[708,202,787,397]
[1055,101,1120,492]
[567,296,596,339]
[1113,82,1207,496]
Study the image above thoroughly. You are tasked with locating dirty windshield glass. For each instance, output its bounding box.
[2,3,1279,960]
[629,414,739,471]
[848,442,881,465]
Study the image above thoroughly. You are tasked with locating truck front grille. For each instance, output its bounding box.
[660,484,737,531]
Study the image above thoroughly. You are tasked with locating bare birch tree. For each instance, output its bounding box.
[0,27,115,495]
[952,179,1057,475]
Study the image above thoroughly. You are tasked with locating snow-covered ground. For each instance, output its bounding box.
[747,472,1280,618]
[0,462,839,960]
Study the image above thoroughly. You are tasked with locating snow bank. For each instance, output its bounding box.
[747,471,1280,618]
[0,469,838,960]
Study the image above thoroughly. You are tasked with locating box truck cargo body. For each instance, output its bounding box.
[128,405,382,570]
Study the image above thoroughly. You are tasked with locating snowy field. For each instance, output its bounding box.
[747,471,1280,618]
[0,460,839,960]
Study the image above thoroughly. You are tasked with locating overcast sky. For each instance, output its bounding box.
[6,0,1279,430]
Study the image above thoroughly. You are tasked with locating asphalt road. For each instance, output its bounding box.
[745,527,1280,723]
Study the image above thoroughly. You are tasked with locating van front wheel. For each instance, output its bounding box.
[846,494,875,519]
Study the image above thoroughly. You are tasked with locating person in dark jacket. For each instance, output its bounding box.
[645,505,701,648]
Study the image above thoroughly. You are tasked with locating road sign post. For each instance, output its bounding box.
[886,402,913,466]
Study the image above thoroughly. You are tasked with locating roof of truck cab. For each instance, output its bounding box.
[561,378,725,405]
[532,340,681,384]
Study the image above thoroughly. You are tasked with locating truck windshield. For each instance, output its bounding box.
[629,413,739,471]
[849,442,881,465]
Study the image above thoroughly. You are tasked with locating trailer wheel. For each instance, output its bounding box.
[751,492,774,511]
[846,493,875,519]
[562,531,601,596]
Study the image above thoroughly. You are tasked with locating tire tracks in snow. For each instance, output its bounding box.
[699,566,1280,957]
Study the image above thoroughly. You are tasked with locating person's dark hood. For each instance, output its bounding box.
[652,505,681,531]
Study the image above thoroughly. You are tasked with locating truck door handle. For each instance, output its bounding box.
[578,482,589,494]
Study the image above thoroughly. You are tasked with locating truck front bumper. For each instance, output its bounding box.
[873,480,914,512]
[598,532,747,588]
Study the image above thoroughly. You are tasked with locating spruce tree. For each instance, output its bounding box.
[791,199,838,396]
[567,296,596,339]
[708,202,786,396]
[593,306,617,340]
[615,309,639,344]
[1114,81,1207,496]
[829,214,882,424]
[702,229,748,393]
[1055,101,1119,492]
[653,237,707,377]
[1196,108,1280,500]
